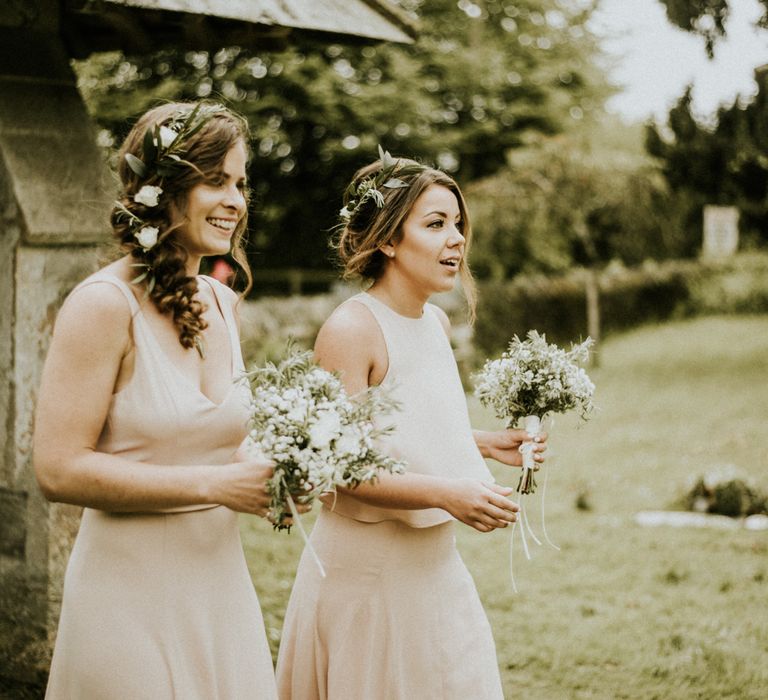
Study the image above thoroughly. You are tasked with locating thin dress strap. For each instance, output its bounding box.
[198,275,242,372]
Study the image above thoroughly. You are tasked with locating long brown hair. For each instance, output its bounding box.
[112,101,252,350]
[334,158,477,321]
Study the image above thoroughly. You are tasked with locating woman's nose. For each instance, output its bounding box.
[223,185,246,213]
[448,224,465,245]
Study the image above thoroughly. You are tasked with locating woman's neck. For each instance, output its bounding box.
[186,255,202,277]
[368,277,428,319]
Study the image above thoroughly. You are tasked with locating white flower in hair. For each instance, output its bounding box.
[133,185,163,207]
[157,125,178,149]
[135,225,159,251]
[339,206,351,221]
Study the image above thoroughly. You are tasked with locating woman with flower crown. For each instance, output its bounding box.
[275,151,547,699]
[33,102,284,698]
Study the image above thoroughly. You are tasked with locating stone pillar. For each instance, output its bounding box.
[0,22,112,687]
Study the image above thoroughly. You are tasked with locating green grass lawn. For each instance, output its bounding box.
[241,315,768,700]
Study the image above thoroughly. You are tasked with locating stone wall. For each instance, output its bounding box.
[0,27,112,686]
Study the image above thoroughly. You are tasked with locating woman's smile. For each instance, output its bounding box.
[206,217,238,234]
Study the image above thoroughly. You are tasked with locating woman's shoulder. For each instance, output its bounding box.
[426,302,451,338]
[55,269,135,347]
[64,266,135,315]
[198,274,238,307]
[315,296,386,362]
[315,296,387,388]
[320,295,381,341]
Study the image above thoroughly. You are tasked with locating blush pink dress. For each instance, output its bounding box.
[275,292,505,700]
[45,273,277,700]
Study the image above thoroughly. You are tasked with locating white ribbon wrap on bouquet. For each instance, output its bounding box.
[519,415,541,488]
[510,414,559,592]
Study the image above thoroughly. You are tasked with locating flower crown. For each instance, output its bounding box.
[339,145,424,222]
[115,103,228,257]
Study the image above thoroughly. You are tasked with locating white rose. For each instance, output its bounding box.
[133,185,163,207]
[135,226,159,251]
[308,410,342,450]
[157,125,178,149]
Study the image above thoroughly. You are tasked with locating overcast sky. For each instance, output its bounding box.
[590,0,768,123]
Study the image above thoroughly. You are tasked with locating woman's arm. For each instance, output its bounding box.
[314,301,518,532]
[33,282,273,514]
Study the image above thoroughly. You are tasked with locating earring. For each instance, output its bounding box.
[387,251,395,258]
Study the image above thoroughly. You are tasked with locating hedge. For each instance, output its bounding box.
[473,253,768,358]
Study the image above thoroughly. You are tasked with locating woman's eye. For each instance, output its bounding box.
[428,220,444,229]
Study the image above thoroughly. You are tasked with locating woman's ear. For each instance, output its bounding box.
[380,242,396,259]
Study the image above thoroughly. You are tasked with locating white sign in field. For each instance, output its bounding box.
[702,205,739,258]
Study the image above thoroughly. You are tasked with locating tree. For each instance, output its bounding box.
[75,0,613,278]
[467,120,688,279]
[646,67,768,250]
[657,0,768,56]
[648,2,768,253]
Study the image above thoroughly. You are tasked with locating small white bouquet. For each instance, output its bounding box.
[246,347,406,531]
[475,331,595,591]
[475,330,595,495]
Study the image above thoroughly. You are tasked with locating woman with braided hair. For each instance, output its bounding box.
[275,152,547,699]
[34,102,283,698]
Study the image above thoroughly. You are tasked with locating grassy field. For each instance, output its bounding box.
[240,315,768,699]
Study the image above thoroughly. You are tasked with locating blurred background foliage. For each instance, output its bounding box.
[74,0,612,282]
[73,0,768,294]
[657,0,768,56]
[646,68,768,253]
[466,119,691,279]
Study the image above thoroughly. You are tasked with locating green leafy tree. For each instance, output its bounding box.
[657,0,768,56]
[647,2,768,253]
[75,0,612,278]
[467,122,688,279]
[646,68,768,250]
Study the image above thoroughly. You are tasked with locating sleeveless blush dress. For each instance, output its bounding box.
[45,274,278,700]
[275,293,505,700]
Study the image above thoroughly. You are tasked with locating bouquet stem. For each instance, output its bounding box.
[516,415,540,495]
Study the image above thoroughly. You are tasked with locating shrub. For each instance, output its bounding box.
[474,253,768,358]
[684,469,768,518]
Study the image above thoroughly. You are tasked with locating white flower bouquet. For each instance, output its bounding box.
[475,331,595,591]
[475,330,595,494]
[246,347,406,531]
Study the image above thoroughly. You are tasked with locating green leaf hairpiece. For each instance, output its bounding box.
[123,102,226,184]
[339,145,423,223]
